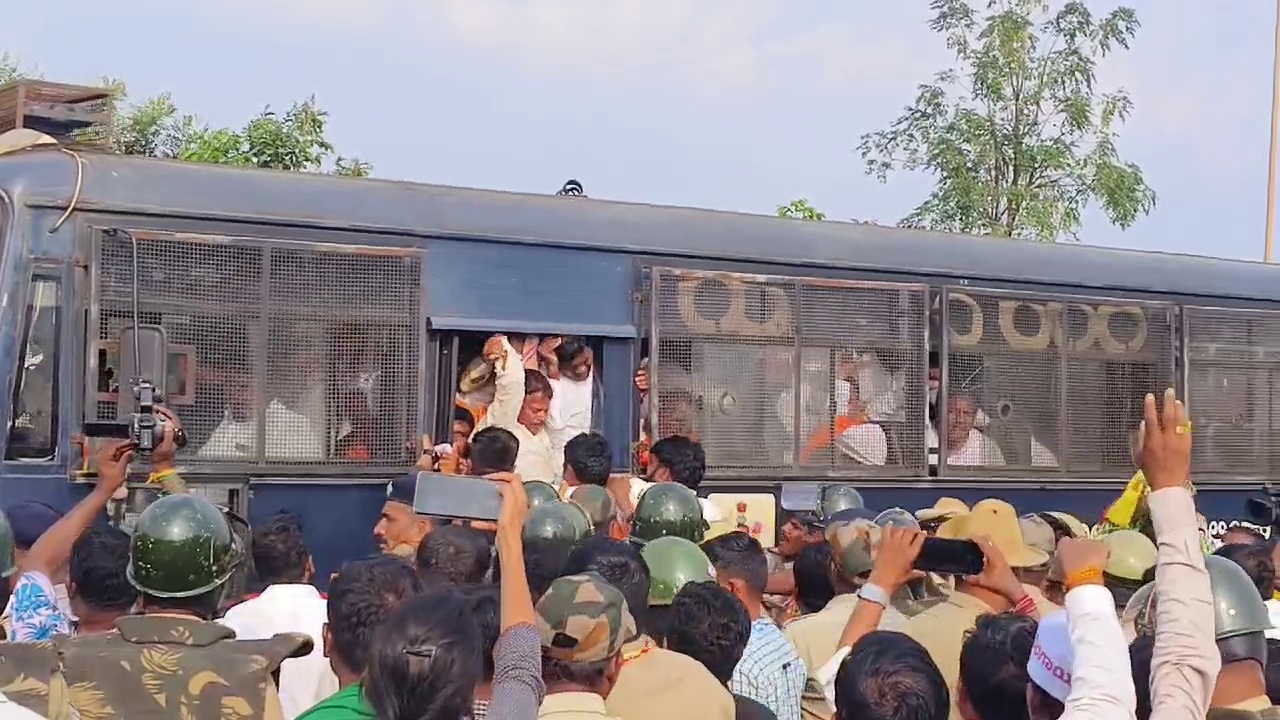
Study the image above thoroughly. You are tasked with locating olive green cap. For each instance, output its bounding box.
[0,510,15,579]
[1207,554,1273,640]
[570,485,616,530]
[562,500,593,540]
[127,494,244,598]
[1101,529,1157,582]
[640,536,714,606]
[631,483,706,544]
[525,481,561,509]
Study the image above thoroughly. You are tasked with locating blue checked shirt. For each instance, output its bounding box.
[731,616,806,720]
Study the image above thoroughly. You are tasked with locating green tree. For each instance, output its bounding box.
[2,55,369,177]
[777,198,826,221]
[858,0,1155,242]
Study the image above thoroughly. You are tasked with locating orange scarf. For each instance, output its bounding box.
[799,415,867,464]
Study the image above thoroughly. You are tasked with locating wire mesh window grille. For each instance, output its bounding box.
[92,230,423,467]
[649,268,928,476]
[1183,307,1280,477]
[940,289,1173,476]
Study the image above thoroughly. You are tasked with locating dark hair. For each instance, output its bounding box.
[453,406,476,432]
[1130,635,1154,720]
[795,542,836,614]
[649,436,705,490]
[469,427,519,475]
[328,555,424,674]
[364,591,482,720]
[565,536,650,636]
[525,369,553,399]
[834,631,949,720]
[251,513,310,585]
[959,613,1036,720]
[1223,527,1269,546]
[554,336,590,366]
[701,531,768,596]
[456,585,501,681]
[664,580,750,685]
[415,525,492,588]
[70,526,136,613]
[543,653,615,688]
[1215,543,1276,600]
[523,538,572,599]
[565,433,611,486]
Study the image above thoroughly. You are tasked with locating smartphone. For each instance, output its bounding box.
[411,471,502,522]
[913,537,984,576]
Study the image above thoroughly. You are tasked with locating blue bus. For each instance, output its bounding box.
[0,141,1276,581]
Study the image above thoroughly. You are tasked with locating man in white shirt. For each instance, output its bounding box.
[198,381,325,461]
[473,334,563,485]
[543,336,600,454]
[220,514,337,720]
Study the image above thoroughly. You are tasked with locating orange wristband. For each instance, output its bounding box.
[1065,568,1104,591]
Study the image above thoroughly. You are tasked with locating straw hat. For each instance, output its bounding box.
[938,499,1049,568]
[915,497,970,522]
[458,355,496,394]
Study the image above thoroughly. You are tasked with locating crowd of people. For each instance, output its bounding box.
[0,346,1273,720]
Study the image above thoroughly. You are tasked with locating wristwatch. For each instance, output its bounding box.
[857,583,891,608]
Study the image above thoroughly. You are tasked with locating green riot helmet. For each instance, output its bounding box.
[818,484,865,523]
[631,483,706,544]
[640,536,715,606]
[127,494,244,599]
[562,500,593,540]
[1120,581,1157,643]
[525,481,561,509]
[570,485,616,531]
[1207,554,1272,640]
[522,502,584,547]
[0,510,15,580]
[1101,529,1157,608]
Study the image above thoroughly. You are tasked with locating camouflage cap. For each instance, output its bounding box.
[827,518,879,580]
[535,571,637,663]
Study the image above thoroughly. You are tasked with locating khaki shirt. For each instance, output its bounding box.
[904,590,997,720]
[540,691,619,720]
[605,635,734,720]
[783,593,908,720]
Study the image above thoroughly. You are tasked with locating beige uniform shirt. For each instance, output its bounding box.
[904,590,996,720]
[605,636,734,720]
[540,691,620,720]
[1022,583,1061,615]
[783,593,908,720]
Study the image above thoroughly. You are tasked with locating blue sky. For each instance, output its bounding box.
[2,1,1274,259]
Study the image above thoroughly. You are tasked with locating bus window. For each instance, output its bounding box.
[939,288,1173,475]
[8,278,60,460]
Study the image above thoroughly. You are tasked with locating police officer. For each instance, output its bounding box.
[1204,554,1276,718]
[52,493,311,720]
[640,536,714,641]
[817,484,865,522]
[631,483,706,544]
[1100,529,1157,611]
[523,501,590,549]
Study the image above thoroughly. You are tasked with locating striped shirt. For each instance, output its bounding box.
[731,617,806,720]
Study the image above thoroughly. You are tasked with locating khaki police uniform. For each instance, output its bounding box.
[1207,697,1280,720]
[605,635,735,720]
[784,593,908,720]
[904,591,999,720]
[55,615,310,720]
[0,640,72,720]
[540,691,621,720]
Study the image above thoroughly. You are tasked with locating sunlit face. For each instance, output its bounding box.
[946,396,978,449]
[373,501,430,556]
[778,518,813,558]
[452,420,472,448]
[565,348,594,382]
[519,392,551,434]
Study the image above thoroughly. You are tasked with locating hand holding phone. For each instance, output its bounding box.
[912,537,985,576]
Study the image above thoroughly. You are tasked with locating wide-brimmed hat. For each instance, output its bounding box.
[915,497,970,522]
[938,499,1049,569]
[458,355,496,394]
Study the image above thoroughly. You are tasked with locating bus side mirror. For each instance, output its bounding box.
[116,324,169,418]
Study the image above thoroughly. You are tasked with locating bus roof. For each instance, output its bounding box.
[2,147,1277,304]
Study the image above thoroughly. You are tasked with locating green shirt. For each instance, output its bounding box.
[296,683,375,720]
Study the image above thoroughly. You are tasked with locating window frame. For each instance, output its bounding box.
[6,273,62,462]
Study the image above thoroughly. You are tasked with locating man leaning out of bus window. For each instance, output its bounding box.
[472,334,563,486]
